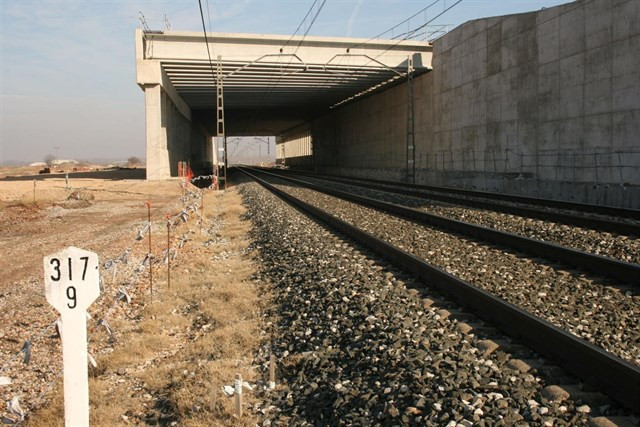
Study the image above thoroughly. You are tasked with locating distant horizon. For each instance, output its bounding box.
[1,156,146,166]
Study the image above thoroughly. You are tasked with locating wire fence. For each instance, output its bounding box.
[0,177,214,425]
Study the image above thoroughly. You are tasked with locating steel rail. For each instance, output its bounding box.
[240,167,640,412]
[246,167,640,285]
[290,169,640,219]
[272,169,640,226]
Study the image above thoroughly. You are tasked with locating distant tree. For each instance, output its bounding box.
[127,156,142,166]
[44,154,56,166]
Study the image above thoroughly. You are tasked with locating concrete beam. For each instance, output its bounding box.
[138,30,431,70]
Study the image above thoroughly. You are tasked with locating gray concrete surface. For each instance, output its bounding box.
[308,0,640,208]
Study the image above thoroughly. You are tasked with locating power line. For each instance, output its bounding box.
[240,0,327,137]
[291,0,327,52]
[348,0,441,50]
[205,0,213,35]
[197,0,219,176]
[197,0,216,87]
[330,0,462,109]
[368,0,462,65]
[282,0,320,51]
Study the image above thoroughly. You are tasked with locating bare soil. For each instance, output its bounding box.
[0,168,261,425]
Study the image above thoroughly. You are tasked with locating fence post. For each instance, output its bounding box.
[166,215,171,290]
[111,263,118,285]
[504,149,509,172]
[234,373,243,417]
[520,152,524,173]
[210,383,217,413]
[200,191,204,235]
[146,202,153,295]
[269,354,276,389]
[492,150,497,172]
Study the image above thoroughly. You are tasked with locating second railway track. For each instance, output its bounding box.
[265,168,640,237]
[240,167,640,413]
[247,167,640,285]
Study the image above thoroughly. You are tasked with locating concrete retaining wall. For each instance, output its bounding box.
[307,0,640,208]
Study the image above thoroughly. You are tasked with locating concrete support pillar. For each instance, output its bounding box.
[144,84,171,180]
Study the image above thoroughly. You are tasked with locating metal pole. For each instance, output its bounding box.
[216,55,227,191]
[406,55,415,184]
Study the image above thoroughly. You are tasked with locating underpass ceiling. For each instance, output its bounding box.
[164,58,425,110]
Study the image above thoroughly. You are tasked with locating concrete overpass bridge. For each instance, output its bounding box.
[135,30,431,180]
[136,0,640,208]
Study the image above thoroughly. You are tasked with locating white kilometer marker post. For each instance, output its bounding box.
[44,247,100,426]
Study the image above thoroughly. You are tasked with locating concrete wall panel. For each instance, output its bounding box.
[585,0,613,49]
[289,0,639,207]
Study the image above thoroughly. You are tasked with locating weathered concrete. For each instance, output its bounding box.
[135,29,430,179]
[142,83,211,180]
[308,0,640,208]
[137,31,214,180]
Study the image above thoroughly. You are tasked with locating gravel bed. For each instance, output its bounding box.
[289,174,640,264]
[261,176,640,367]
[240,181,596,426]
[304,175,640,226]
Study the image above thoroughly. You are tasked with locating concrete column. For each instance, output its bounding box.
[144,84,171,180]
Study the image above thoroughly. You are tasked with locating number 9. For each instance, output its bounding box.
[66,286,77,309]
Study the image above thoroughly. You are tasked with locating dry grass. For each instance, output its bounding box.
[26,187,263,426]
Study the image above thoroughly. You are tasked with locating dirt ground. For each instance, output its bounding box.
[0,167,262,425]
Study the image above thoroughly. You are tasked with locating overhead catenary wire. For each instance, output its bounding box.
[329,0,462,109]
[197,0,223,178]
[369,0,462,64]
[197,0,216,80]
[318,0,450,111]
[347,0,441,50]
[236,0,327,145]
[281,0,322,51]
[205,0,213,36]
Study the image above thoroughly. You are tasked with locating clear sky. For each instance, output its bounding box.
[1,0,569,164]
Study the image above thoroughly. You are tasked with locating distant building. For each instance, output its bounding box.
[29,162,47,167]
[52,159,78,166]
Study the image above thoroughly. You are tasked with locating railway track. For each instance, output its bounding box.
[263,168,640,236]
[239,167,640,414]
[247,167,640,285]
